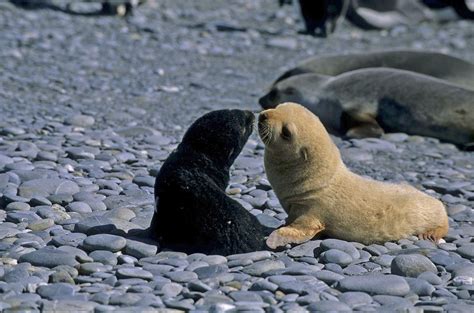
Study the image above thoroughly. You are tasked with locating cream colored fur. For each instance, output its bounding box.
[259,102,449,249]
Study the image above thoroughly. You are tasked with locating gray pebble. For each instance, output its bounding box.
[65,114,95,127]
[230,291,263,302]
[307,300,351,312]
[160,282,183,297]
[116,268,153,280]
[66,202,92,214]
[89,250,118,266]
[82,234,127,252]
[405,277,435,296]
[256,214,283,228]
[321,249,353,267]
[165,271,198,283]
[243,260,285,276]
[19,247,79,268]
[5,201,31,211]
[338,291,373,308]
[37,283,77,300]
[19,178,80,198]
[417,271,443,285]
[79,262,112,275]
[337,274,410,296]
[124,239,157,259]
[456,243,474,260]
[249,280,278,292]
[391,254,437,277]
[320,239,361,259]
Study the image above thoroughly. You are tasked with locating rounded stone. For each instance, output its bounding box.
[391,254,438,277]
[417,271,443,285]
[65,114,95,127]
[79,262,112,275]
[27,218,55,231]
[161,283,183,298]
[116,268,153,280]
[124,239,158,259]
[19,179,80,198]
[321,249,353,266]
[165,271,198,283]
[18,248,79,268]
[82,234,127,252]
[337,274,410,296]
[66,202,92,214]
[405,277,435,296]
[49,270,75,284]
[307,300,351,312]
[37,283,77,300]
[5,202,31,211]
[242,260,285,276]
[456,243,474,260]
[338,291,373,308]
[89,250,118,266]
[320,239,361,259]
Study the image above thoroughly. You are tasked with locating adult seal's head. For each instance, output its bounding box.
[151,109,271,255]
[259,73,332,110]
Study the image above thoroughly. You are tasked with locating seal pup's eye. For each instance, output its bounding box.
[281,125,292,141]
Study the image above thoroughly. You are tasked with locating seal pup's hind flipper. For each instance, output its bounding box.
[341,110,384,138]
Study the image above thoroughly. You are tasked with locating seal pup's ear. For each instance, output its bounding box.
[300,147,309,161]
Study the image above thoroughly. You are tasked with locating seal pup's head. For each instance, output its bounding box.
[180,109,255,167]
[258,73,331,109]
[258,102,342,178]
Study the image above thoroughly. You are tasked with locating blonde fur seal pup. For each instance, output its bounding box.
[259,102,449,249]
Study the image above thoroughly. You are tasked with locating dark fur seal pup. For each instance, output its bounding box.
[274,50,474,89]
[260,68,474,147]
[150,110,271,255]
[297,0,347,37]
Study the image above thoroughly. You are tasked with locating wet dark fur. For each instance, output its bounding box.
[150,110,271,255]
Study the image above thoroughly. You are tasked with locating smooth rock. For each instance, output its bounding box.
[391,254,437,277]
[82,234,127,252]
[337,274,410,296]
[19,179,80,198]
[19,248,79,268]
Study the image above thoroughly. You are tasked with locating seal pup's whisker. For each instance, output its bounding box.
[258,122,272,145]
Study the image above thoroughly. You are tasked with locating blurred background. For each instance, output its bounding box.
[1,0,473,133]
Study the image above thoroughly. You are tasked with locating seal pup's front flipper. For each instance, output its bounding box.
[266,214,325,249]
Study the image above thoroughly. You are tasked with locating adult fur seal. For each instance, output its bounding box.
[258,102,449,249]
[260,68,474,146]
[151,109,271,255]
[274,50,474,89]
